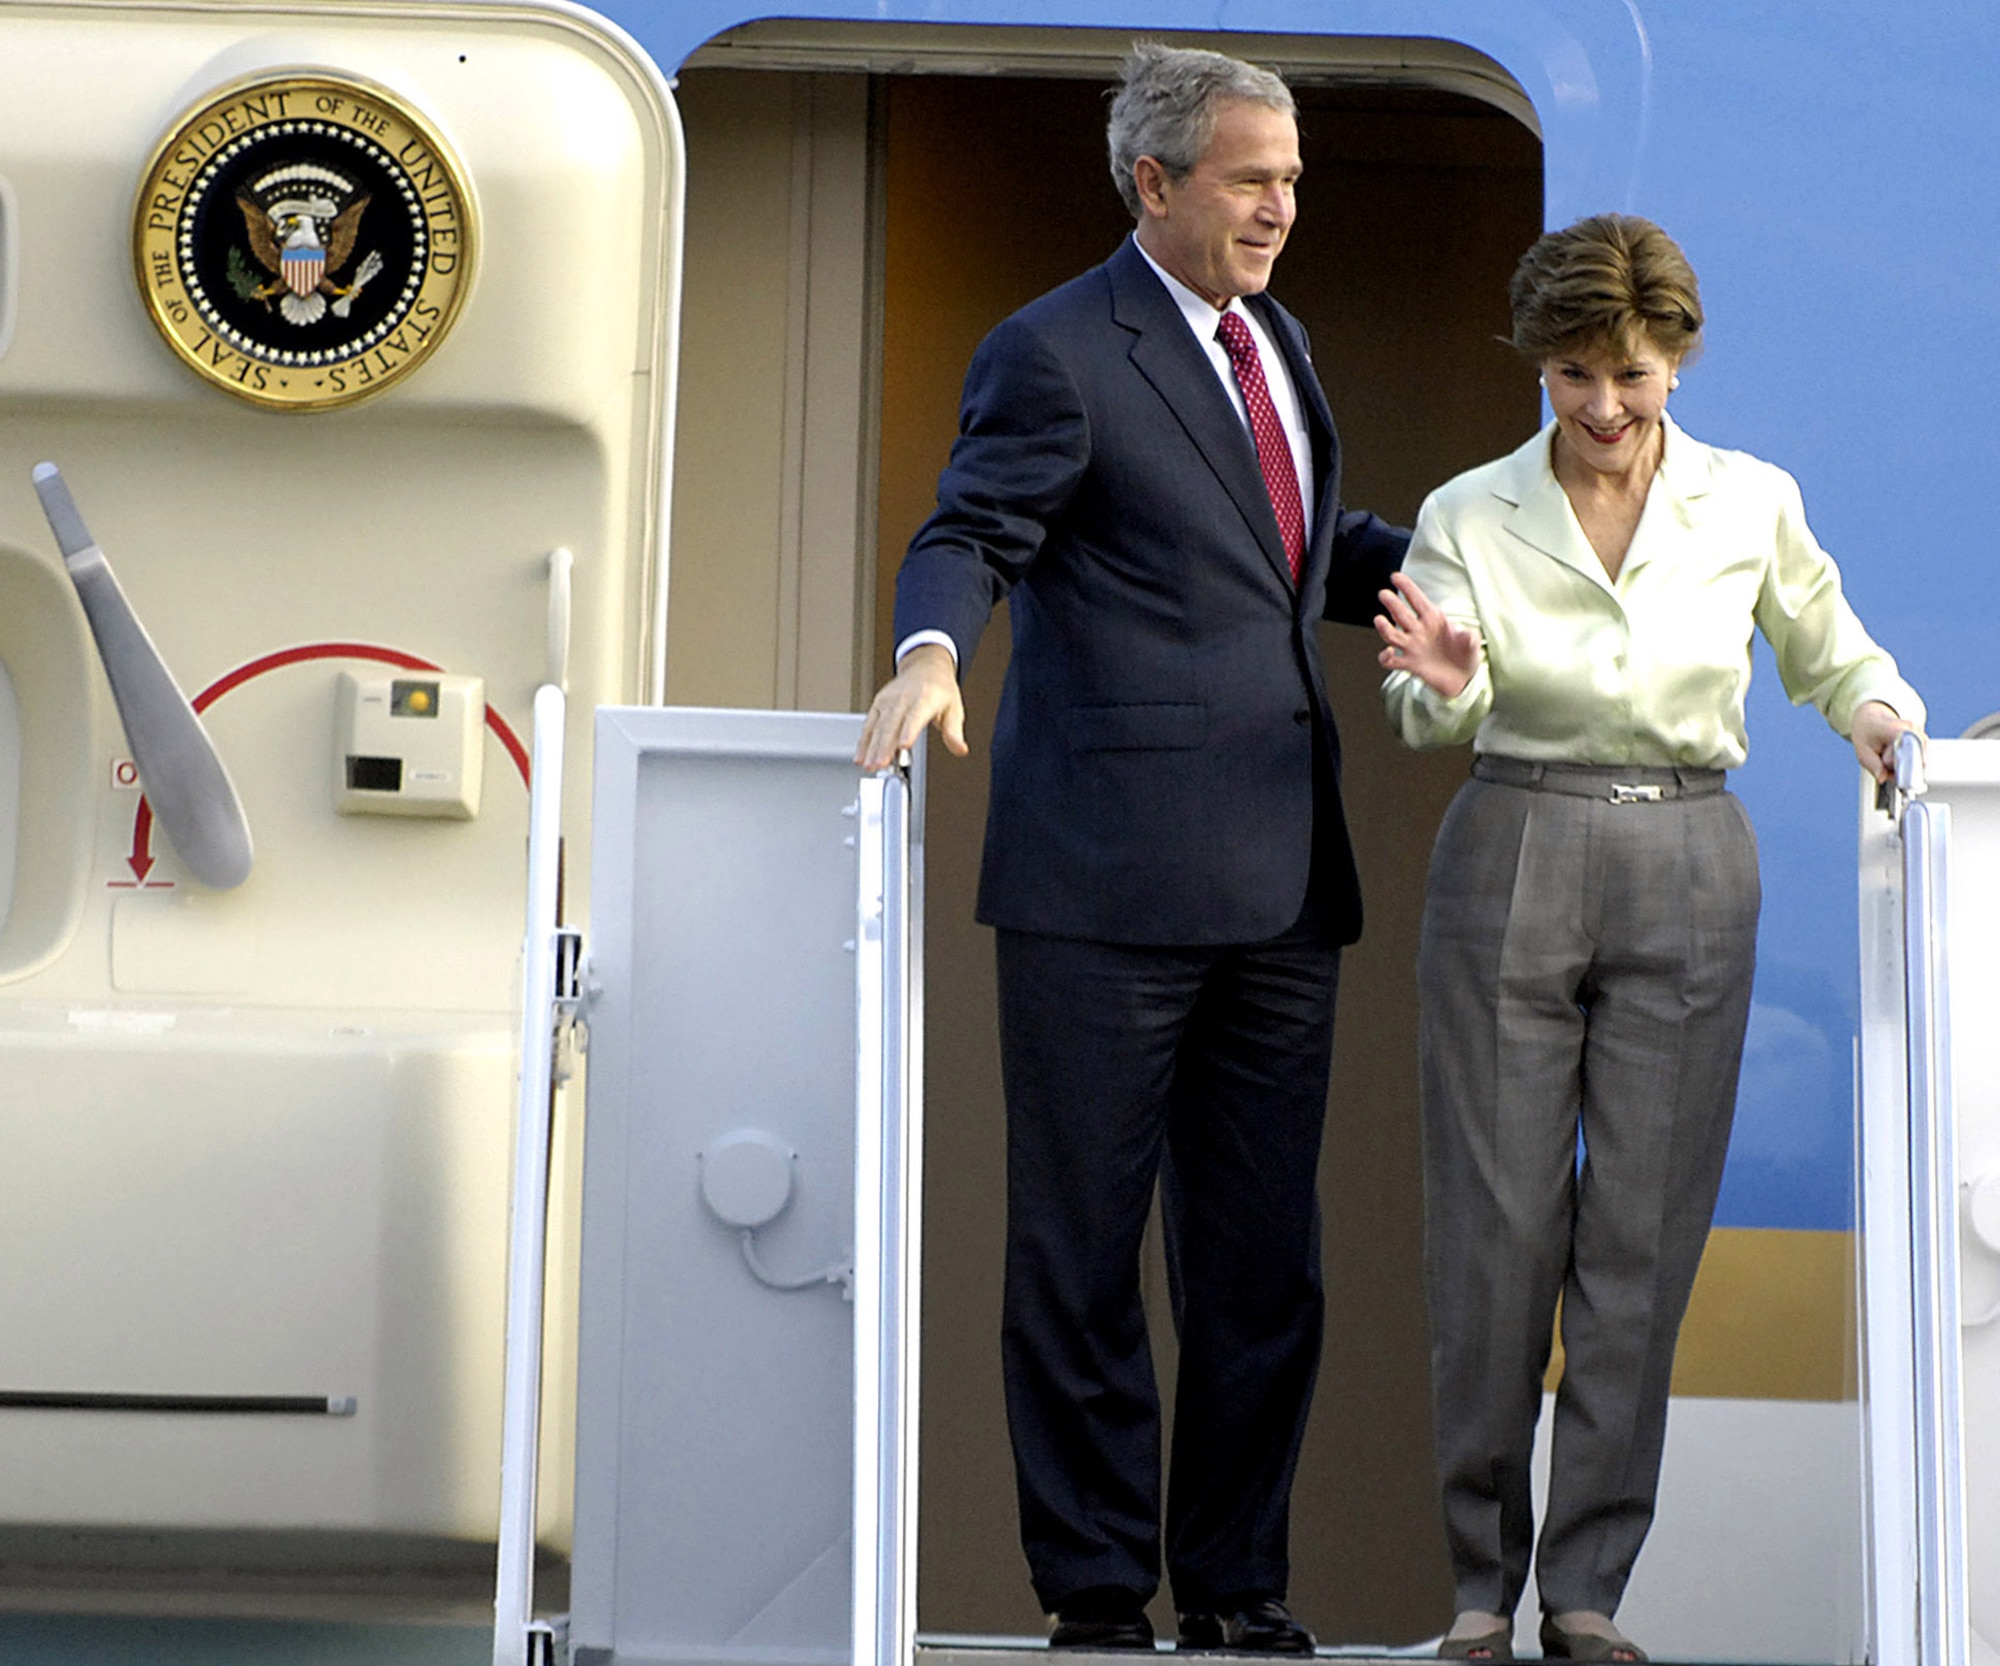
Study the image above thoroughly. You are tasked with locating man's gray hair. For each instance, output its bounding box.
[1107,43,1295,219]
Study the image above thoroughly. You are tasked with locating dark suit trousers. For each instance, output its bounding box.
[995,905,1339,1613]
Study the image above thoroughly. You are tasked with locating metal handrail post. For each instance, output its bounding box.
[853,751,922,1666]
[1903,789,1967,1666]
[1875,727,1969,1666]
[493,684,567,1666]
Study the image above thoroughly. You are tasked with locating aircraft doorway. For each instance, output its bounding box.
[668,44,1542,1646]
[874,70,1541,1647]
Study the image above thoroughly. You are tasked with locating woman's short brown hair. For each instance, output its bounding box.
[1509,213,1704,363]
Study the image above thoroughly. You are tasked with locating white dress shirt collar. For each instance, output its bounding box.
[1128,236,1315,539]
[1132,235,1252,344]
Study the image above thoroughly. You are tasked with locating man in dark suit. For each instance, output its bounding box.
[856,43,1407,1653]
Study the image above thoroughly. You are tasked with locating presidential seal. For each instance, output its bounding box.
[133,72,475,411]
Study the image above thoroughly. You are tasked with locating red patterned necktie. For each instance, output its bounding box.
[1216,310,1305,583]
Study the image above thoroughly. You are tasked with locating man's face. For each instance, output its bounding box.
[1136,100,1302,308]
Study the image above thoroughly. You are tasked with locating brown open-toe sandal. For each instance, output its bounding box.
[1538,1615,1646,1663]
[1439,1624,1514,1661]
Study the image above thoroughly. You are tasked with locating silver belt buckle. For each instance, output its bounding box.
[1610,783,1664,804]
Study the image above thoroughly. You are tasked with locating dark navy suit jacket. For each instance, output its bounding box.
[893,237,1408,947]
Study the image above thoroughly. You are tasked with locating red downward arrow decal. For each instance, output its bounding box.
[128,798,155,883]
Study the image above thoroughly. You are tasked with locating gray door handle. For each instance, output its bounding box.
[33,463,253,890]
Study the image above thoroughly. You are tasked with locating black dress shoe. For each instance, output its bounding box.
[1176,1598,1315,1654]
[1050,1588,1156,1651]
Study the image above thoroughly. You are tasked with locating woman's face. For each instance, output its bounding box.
[1540,337,1678,480]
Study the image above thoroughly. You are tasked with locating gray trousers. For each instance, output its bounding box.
[1416,758,1760,1619]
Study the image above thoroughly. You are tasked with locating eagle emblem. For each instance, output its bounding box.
[134,72,475,410]
[231,165,385,326]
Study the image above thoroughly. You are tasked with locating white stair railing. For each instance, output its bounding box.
[1865,729,1968,1666]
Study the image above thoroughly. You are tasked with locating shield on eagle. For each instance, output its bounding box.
[281,243,326,299]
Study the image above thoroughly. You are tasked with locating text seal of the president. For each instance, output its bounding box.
[134,72,475,411]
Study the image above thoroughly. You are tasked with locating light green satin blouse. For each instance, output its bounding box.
[1383,417,1924,767]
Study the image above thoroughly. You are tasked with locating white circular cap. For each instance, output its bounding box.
[698,1129,796,1229]
[1968,1173,2000,1257]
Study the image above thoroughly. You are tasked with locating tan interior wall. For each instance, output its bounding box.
[874,77,1542,1646]
[666,69,878,713]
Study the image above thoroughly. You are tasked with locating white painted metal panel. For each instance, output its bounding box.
[569,707,922,1666]
[1859,737,2000,1666]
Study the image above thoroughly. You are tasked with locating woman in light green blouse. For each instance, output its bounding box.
[1374,215,1922,1666]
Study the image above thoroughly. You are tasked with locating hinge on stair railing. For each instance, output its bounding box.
[526,1615,569,1665]
[552,928,588,1083]
[1880,728,1928,829]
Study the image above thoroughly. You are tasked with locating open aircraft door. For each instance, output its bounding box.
[0,9,924,1663]
[0,0,680,1599]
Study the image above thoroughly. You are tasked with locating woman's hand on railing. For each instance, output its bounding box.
[1853,700,1921,785]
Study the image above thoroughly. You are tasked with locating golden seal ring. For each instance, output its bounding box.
[133,71,475,411]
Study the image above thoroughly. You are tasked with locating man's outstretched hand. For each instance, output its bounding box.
[856,642,968,770]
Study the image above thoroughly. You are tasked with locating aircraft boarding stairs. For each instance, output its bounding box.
[489,724,1994,1666]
